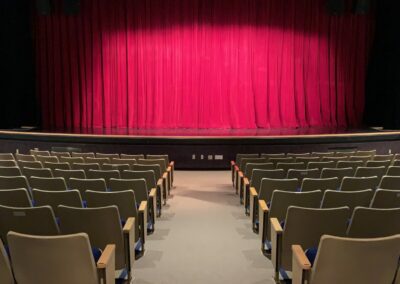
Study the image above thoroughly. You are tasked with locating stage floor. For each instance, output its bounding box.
[31,127,381,137]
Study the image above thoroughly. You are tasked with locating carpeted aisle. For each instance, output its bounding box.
[134,171,274,284]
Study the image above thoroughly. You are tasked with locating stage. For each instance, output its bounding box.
[1,127,400,169]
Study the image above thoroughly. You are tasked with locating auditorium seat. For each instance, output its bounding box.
[392,159,400,167]
[15,154,36,162]
[370,189,400,208]
[291,234,400,284]
[85,157,110,168]
[71,163,101,175]
[0,176,30,191]
[58,205,135,281]
[307,161,336,170]
[0,205,59,245]
[334,150,355,157]
[337,160,365,170]
[231,153,258,187]
[258,190,322,255]
[32,189,83,216]
[0,166,22,176]
[300,177,339,193]
[286,169,321,181]
[366,159,391,168]
[295,156,320,164]
[18,160,42,169]
[44,161,70,171]
[310,151,334,158]
[109,178,156,232]
[355,149,376,156]
[69,178,107,199]
[102,163,131,172]
[35,155,58,164]
[236,157,268,194]
[30,149,50,157]
[122,170,161,217]
[348,155,370,163]
[321,189,373,213]
[321,156,348,162]
[85,190,146,258]
[347,207,400,238]
[96,153,120,159]
[340,176,379,192]
[87,169,120,188]
[21,167,52,178]
[320,167,354,182]
[244,163,274,181]
[7,231,116,284]
[50,151,71,158]
[0,188,32,207]
[373,154,394,161]
[379,175,400,190]
[286,153,310,158]
[250,178,298,233]
[386,166,400,176]
[53,169,86,187]
[276,162,306,173]
[29,177,68,191]
[270,206,349,281]
[0,153,14,161]
[110,158,137,169]
[354,166,386,180]
[0,160,17,167]
[120,154,145,160]
[269,157,295,167]
[0,238,13,284]
[133,164,166,205]
[59,156,84,166]
[71,152,95,159]
[146,154,175,185]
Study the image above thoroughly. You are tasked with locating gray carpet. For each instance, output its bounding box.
[134,171,275,284]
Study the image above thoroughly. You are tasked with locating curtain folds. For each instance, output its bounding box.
[35,0,373,129]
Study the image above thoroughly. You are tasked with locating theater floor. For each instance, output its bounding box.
[134,171,274,284]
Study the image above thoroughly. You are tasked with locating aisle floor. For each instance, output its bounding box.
[134,171,274,284]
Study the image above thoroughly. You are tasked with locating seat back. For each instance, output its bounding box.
[340,176,379,192]
[260,153,285,160]
[44,162,70,171]
[267,190,322,240]
[30,150,50,156]
[355,149,376,156]
[146,154,170,165]
[300,177,339,193]
[32,189,83,216]
[121,170,156,189]
[310,234,400,284]
[348,155,370,163]
[287,169,321,182]
[386,166,400,177]
[373,154,394,161]
[239,158,268,171]
[69,178,107,198]
[0,205,59,245]
[35,155,58,164]
[96,153,119,159]
[236,153,259,165]
[295,157,321,164]
[109,178,148,203]
[132,164,161,180]
[87,170,120,187]
[85,157,110,167]
[0,238,13,284]
[120,154,145,160]
[250,169,286,193]
[321,189,373,213]
[379,175,400,190]
[310,152,335,158]
[102,163,131,172]
[244,162,274,178]
[109,158,136,168]
[321,156,348,162]
[29,177,67,191]
[281,206,349,270]
[366,160,391,168]
[18,160,42,169]
[50,151,71,158]
[15,154,36,162]
[286,153,310,158]
[22,167,52,178]
[307,161,336,170]
[71,152,95,159]
[53,169,86,186]
[58,205,125,270]
[320,167,354,181]
[138,159,167,172]
[269,157,295,167]
[258,178,298,202]
[0,153,14,161]
[337,160,364,170]
[71,163,100,174]
[334,151,355,157]
[347,207,400,238]
[355,166,386,179]
[370,189,400,209]
[0,160,17,167]
[8,232,99,284]
[276,162,306,173]
[0,176,29,190]
[0,189,32,207]
[0,166,22,177]
[59,156,84,166]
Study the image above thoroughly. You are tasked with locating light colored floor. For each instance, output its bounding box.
[134,171,275,284]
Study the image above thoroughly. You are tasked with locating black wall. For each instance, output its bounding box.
[0,0,38,129]
[365,2,400,129]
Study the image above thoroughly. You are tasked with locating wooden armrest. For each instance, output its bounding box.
[123,217,135,234]
[259,199,269,212]
[250,187,257,197]
[238,171,244,178]
[234,165,239,171]
[271,218,283,234]
[292,245,312,284]
[231,161,236,166]
[170,161,174,167]
[157,179,163,186]
[292,245,311,270]
[139,201,147,212]
[97,244,115,269]
[149,188,156,197]
[243,177,249,185]
[97,244,116,284]
[167,166,171,172]
[162,172,168,179]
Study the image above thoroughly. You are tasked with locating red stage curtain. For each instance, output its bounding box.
[34,0,373,129]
